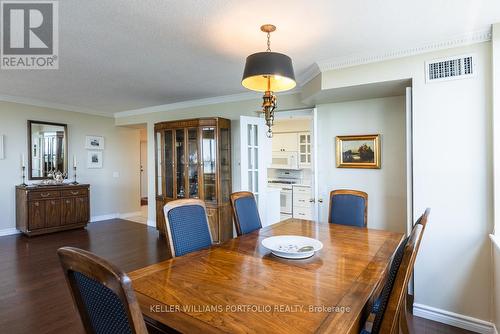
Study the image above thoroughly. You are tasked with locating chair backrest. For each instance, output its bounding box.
[328,189,368,227]
[57,247,147,334]
[230,191,262,236]
[163,198,213,257]
[377,208,430,334]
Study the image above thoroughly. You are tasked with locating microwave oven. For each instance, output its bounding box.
[270,152,299,169]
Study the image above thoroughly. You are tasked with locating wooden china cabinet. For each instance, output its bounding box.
[154,118,232,244]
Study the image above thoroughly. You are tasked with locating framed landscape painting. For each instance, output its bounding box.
[336,134,380,169]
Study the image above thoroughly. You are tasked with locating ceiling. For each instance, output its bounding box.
[303,79,412,106]
[0,0,499,116]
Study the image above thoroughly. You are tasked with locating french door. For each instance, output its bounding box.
[239,116,273,225]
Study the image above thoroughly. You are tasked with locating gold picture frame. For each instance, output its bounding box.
[336,134,381,169]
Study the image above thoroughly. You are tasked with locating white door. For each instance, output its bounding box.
[405,87,414,234]
[311,108,320,222]
[140,141,148,199]
[239,116,275,225]
[406,86,415,296]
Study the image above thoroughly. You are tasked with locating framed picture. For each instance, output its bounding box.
[87,150,103,169]
[336,134,381,169]
[85,135,104,150]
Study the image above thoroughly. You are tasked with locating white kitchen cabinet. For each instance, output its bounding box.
[292,185,312,220]
[272,133,299,152]
[297,132,311,168]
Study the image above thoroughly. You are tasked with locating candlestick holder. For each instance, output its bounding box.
[71,166,79,185]
[20,166,27,186]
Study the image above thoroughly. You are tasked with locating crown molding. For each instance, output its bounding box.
[114,92,260,118]
[316,28,492,73]
[114,89,301,118]
[0,94,111,118]
[297,63,321,87]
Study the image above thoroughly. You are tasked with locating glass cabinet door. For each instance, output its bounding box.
[202,127,216,203]
[219,128,231,202]
[156,132,163,196]
[187,128,199,198]
[175,129,186,198]
[164,130,174,198]
[298,133,311,166]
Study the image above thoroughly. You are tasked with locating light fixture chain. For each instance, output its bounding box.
[266,32,271,52]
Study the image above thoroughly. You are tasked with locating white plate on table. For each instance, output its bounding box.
[261,235,323,259]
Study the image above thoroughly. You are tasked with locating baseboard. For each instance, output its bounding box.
[118,211,142,219]
[90,213,118,222]
[147,219,156,228]
[0,228,20,236]
[413,303,495,334]
[90,211,144,223]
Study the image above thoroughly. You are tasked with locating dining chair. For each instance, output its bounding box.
[328,189,368,227]
[163,198,213,257]
[230,191,262,236]
[361,208,430,334]
[57,247,148,334]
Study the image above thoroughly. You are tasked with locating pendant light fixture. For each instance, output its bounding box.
[242,24,296,137]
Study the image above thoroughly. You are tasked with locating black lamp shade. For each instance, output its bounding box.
[242,52,296,92]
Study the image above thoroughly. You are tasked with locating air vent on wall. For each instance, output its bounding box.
[425,54,475,83]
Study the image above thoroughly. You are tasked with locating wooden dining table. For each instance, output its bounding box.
[128,218,404,334]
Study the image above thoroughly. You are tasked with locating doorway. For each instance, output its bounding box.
[138,127,148,222]
[140,139,148,205]
[127,125,149,225]
[270,110,315,222]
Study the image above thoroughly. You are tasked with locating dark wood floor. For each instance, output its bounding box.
[0,220,474,334]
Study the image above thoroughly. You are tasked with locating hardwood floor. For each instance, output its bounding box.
[0,220,474,334]
[0,219,170,334]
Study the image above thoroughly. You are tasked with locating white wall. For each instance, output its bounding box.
[0,102,141,231]
[316,96,406,232]
[317,42,493,322]
[273,118,311,133]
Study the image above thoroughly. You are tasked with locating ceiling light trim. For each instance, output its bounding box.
[316,28,492,73]
[0,94,111,117]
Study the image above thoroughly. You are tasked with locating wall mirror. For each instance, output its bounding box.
[28,120,68,180]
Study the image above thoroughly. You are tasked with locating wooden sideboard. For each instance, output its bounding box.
[16,184,90,236]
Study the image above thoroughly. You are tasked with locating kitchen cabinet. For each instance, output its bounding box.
[272,133,299,152]
[298,132,312,168]
[272,132,312,169]
[155,118,232,244]
[293,185,312,220]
